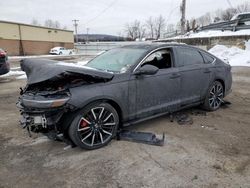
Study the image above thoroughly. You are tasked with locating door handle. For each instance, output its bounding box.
[204,68,211,73]
[170,73,180,79]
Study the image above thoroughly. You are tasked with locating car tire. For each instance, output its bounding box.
[59,52,62,55]
[203,81,224,111]
[68,102,119,150]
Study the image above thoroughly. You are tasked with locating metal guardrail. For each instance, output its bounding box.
[199,17,250,32]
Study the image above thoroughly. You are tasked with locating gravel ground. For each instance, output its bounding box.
[0,65,249,188]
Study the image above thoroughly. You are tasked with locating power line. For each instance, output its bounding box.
[166,6,179,23]
[226,0,233,8]
[83,0,118,25]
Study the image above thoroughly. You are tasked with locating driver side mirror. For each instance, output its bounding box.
[134,64,159,76]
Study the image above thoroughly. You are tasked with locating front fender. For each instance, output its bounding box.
[68,83,129,120]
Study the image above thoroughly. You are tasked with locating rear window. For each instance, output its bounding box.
[202,53,215,64]
[177,47,204,67]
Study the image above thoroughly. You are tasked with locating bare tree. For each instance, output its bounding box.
[221,8,237,21]
[213,9,223,21]
[124,20,146,40]
[145,17,155,39]
[54,21,61,29]
[154,15,166,39]
[186,20,191,32]
[44,19,54,28]
[196,13,212,26]
[166,24,175,33]
[31,19,40,26]
[44,19,63,29]
[236,2,250,13]
[191,19,198,32]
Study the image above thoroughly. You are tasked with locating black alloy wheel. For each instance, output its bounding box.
[69,102,119,150]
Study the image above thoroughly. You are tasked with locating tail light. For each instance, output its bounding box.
[0,51,6,57]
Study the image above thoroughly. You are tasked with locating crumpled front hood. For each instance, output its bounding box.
[21,59,114,85]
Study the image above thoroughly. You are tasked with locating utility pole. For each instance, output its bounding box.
[86,28,89,43]
[180,0,186,35]
[72,19,79,43]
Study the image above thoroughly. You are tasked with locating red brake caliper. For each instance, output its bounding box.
[80,119,89,128]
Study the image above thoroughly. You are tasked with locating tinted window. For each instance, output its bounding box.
[202,53,215,64]
[178,47,204,66]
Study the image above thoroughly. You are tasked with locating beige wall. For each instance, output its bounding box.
[0,21,74,43]
[20,25,73,43]
[0,22,20,40]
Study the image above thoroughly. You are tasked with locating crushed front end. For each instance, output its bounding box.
[17,82,75,143]
[17,58,113,145]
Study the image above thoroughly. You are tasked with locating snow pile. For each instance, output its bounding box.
[245,40,250,50]
[16,74,27,79]
[57,62,83,68]
[209,44,250,67]
[169,30,250,39]
[76,60,89,66]
[0,70,25,77]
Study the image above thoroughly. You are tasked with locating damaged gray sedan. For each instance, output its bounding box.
[17,43,232,149]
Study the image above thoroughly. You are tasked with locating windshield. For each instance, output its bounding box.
[86,48,146,73]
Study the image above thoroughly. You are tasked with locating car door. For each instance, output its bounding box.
[175,47,210,106]
[132,48,181,119]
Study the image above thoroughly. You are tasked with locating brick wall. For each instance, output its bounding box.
[0,39,74,56]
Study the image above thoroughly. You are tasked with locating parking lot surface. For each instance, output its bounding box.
[0,65,249,188]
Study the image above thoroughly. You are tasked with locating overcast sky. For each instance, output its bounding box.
[0,0,247,35]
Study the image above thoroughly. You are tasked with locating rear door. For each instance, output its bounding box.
[175,47,210,106]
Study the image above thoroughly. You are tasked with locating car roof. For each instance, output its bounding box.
[120,42,191,52]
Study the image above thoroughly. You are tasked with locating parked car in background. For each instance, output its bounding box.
[0,48,10,75]
[18,43,232,150]
[49,47,73,55]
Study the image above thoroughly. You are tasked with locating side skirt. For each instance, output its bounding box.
[123,101,201,127]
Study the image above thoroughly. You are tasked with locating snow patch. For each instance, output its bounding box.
[209,44,250,67]
[57,61,96,70]
[57,62,83,68]
[0,70,25,77]
[16,74,27,79]
[28,136,50,146]
[167,30,250,40]
[245,40,250,51]
[76,60,89,66]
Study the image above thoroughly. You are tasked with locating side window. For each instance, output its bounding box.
[60,48,65,50]
[178,47,204,67]
[142,49,172,69]
[201,52,215,64]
